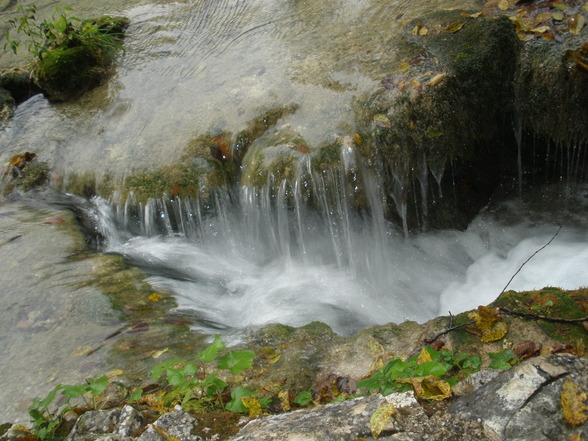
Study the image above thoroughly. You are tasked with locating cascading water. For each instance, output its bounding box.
[86,144,588,336]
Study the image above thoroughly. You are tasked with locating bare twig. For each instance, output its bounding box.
[498,225,562,296]
[498,307,588,323]
[424,320,475,345]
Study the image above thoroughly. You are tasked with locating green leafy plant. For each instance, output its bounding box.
[357,346,482,397]
[28,375,111,440]
[4,3,124,61]
[150,334,256,412]
[488,348,519,370]
[293,390,313,406]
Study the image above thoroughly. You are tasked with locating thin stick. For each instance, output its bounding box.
[499,225,562,296]
[424,320,475,344]
[498,307,588,323]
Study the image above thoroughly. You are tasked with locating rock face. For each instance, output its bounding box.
[65,405,143,441]
[448,354,588,441]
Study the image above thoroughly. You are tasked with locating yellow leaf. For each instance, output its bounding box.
[278,390,290,412]
[531,26,550,33]
[418,347,433,365]
[561,378,588,426]
[411,24,421,36]
[474,305,499,331]
[498,0,509,10]
[106,369,124,378]
[426,73,446,87]
[398,61,410,73]
[353,133,362,145]
[397,376,452,401]
[152,348,169,359]
[242,396,263,418]
[411,80,421,90]
[370,402,397,438]
[419,26,429,36]
[70,346,92,357]
[148,293,161,302]
[480,320,508,342]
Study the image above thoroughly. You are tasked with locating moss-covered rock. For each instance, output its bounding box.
[355,11,520,231]
[33,16,128,101]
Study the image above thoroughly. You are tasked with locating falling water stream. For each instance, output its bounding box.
[1,0,588,425]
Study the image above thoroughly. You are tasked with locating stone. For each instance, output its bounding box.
[64,405,143,441]
[452,369,502,397]
[137,406,203,441]
[447,354,588,441]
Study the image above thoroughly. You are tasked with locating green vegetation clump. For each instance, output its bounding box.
[5,4,128,100]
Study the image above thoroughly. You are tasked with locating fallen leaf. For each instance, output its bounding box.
[419,26,429,36]
[541,33,555,41]
[242,396,263,418]
[278,390,290,412]
[561,378,588,426]
[530,25,550,33]
[417,347,433,364]
[498,0,509,10]
[411,24,421,35]
[353,133,363,145]
[106,369,124,378]
[370,402,397,438]
[396,376,452,401]
[551,11,564,21]
[259,346,282,364]
[398,61,410,73]
[552,2,571,11]
[148,293,161,302]
[446,21,466,33]
[568,14,586,35]
[426,73,446,87]
[480,321,508,342]
[152,348,168,359]
[411,79,422,91]
[71,346,92,357]
[297,146,310,154]
[260,378,287,395]
[425,130,443,138]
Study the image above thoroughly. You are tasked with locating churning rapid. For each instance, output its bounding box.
[87,150,588,336]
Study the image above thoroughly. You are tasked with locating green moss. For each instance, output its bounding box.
[19,160,50,191]
[492,287,588,346]
[35,43,105,100]
[233,105,299,164]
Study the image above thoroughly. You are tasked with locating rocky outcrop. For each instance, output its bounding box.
[4,355,585,441]
[448,354,588,441]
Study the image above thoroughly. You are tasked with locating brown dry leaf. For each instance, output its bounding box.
[426,73,446,87]
[411,79,422,91]
[561,378,588,426]
[353,133,362,145]
[370,402,397,438]
[541,33,555,41]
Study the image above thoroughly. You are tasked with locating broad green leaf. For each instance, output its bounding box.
[87,375,109,396]
[293,390,313,406]
[218,350,255,374]
[128,388,143,402]
[226,386,253,413]
[61,384,87,399]
[197,334,225,363]
[150,357,183,380]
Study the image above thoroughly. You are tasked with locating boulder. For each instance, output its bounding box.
[137,406,203,441]
[448,354,588,441]
[64,405,143,441]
